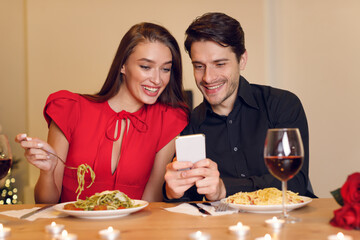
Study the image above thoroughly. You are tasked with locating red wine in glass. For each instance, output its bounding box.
[265,155,303,181]
[0,135,12,180]
[0,159,11,179]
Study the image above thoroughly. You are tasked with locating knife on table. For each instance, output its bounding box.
[189,202,211,215]
[20,205,54,219]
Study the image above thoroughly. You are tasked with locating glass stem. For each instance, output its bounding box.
[282,180,288,218]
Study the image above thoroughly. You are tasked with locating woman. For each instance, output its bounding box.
[16,22,189,203]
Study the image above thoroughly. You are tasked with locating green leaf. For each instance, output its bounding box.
[331,188,344,206]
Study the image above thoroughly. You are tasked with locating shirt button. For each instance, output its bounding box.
[241,174,246,177]
[229,120,233,124]
[233,147,238,152]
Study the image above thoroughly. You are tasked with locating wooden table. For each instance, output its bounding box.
[0,199,359,240]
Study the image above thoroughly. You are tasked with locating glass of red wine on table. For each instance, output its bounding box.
[0,135,12,180]
[0,134,12,223]
[264,128,304,223]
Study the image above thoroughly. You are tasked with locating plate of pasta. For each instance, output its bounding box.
[224,188,312,213]
[54,190,148,219]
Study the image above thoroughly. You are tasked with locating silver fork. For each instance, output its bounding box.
[215,201,229,212]
[22,137,72,169]
[41,148,75,169]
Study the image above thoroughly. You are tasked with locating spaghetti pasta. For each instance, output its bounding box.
[65,190,135,211]
[226,188,304,205]
[75,164,96,200]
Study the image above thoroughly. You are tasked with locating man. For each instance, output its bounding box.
[164,12,315,202]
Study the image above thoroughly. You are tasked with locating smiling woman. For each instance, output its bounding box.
[15,22,189,204]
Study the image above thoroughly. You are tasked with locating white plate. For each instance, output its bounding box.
[54,200,148,219]
[223,196,312,214]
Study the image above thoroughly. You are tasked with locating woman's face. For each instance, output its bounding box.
[120,40,172,106]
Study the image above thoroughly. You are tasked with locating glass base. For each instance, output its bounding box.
[279,215,301,223]
[0,219,9,224]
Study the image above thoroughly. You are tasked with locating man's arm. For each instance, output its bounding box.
[270,89,311,196]
[222,89,312,197]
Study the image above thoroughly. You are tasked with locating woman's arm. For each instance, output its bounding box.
[18,121,67,203]
[141,137,177,202]
[34,121,69,203]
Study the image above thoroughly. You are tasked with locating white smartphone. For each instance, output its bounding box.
[175,134,206,163]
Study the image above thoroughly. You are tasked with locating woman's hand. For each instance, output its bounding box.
[15,133,59,172]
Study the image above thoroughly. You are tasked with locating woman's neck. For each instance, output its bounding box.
[108,84,143,113]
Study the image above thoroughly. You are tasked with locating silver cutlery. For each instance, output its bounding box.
[20,205,54,219]
[188,202,211,215]
[202,201,229,212]
[215,201,229,212]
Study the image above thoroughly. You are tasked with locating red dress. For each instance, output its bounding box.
[44,90,188,202]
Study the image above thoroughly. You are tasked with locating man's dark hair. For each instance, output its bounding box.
[184,12,246,62]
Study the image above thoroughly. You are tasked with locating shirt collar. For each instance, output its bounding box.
[194,76,259,125]
[237,76,259,110]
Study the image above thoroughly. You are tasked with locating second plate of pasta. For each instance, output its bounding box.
[223,197,312,213]
[223,188,312,213]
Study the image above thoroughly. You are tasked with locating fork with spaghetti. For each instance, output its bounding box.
[42,149,96,200]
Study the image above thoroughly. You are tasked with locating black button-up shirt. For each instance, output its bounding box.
[164,76,314,201]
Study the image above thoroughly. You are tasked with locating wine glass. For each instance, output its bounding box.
[0,135,12,223]
[0,135,12,180]
[264,128,304,223]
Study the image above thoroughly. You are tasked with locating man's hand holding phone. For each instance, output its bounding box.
[164,158,202,199]
[164,134,226,200]
[190,159,226,201]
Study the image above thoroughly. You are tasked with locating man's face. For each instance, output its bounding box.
[190,41,247,112]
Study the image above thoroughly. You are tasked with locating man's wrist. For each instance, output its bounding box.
[164,183,185,200]
[218,178,227,199]
[165,183,174,200]
[205,178,226,201]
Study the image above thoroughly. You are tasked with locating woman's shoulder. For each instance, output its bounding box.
[45,90,102,116]
[47,90,80,102]
[43,90,104,130]
[46,90,99,107]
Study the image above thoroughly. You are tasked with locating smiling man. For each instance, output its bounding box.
[163,12,316,202]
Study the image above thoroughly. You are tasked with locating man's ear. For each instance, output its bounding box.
[239,50,248,71]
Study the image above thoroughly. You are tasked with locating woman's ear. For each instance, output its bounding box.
[120,65,126,74]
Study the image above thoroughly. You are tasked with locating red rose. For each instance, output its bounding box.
[330,204,360,229]
[341,172,360,205]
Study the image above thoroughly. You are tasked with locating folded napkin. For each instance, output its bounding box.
[164,202,238,217]
[0,206,66,221]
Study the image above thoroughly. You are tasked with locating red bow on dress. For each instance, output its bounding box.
[106,110,148,141]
